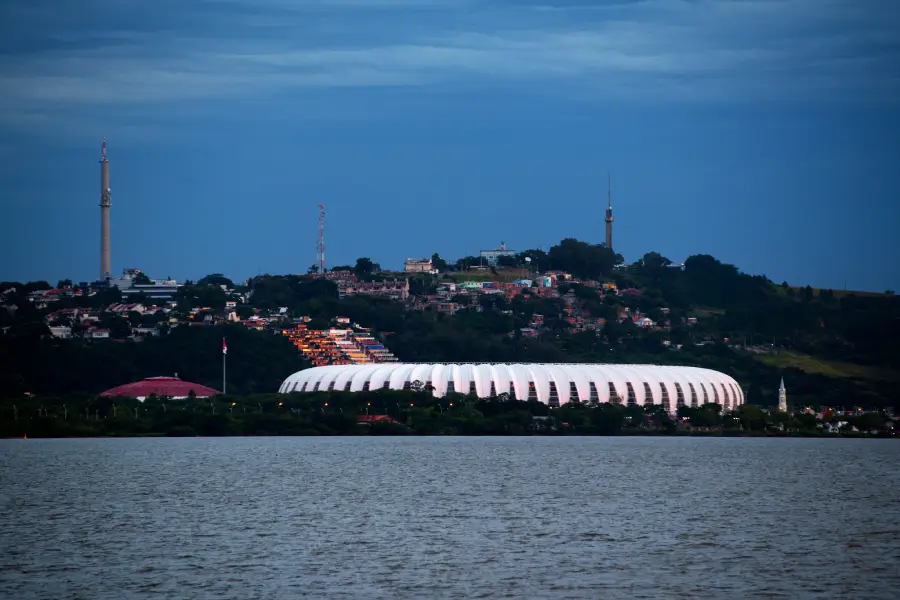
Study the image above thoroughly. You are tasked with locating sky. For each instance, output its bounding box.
[1,0,898,292]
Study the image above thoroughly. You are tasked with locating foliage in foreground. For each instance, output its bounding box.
[0,390,890,439]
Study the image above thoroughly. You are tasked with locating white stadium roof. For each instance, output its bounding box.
[279,363,744,411]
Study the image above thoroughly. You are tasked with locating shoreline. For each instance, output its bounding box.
[4,432,896,440]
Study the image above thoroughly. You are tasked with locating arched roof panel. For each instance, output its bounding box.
[279,363,742,413]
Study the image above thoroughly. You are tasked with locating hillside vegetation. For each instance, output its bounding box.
[1,239,897,410]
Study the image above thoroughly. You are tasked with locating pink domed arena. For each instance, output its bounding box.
[100,377,220,401]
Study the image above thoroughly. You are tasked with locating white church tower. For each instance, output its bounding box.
[778,377,788,412]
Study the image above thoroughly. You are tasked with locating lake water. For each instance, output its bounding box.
[1,437,898,599]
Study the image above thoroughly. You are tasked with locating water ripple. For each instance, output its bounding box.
[0,437,898,599]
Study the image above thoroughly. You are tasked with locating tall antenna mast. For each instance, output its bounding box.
[604,170,614,251]
[317,204,326,274]
[607,171,611,209]
[99,137,112,280]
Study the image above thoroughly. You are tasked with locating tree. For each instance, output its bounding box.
[103,315,132,339]
[307,264,319,275]
[514,249,550,273]
[637,252,672,279]
[24,281,52,293]
[454,256,482,271]
[354,258,378,278]
[431,253,448,272]
[548,238,616,279]
[176,284,227,313]
[133,272,152,285]
[496,255,519,268]
[198,273,235,289]
[57,279,73,289]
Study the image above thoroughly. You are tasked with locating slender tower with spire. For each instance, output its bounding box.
[605,171,614,251]
[99,138,112,280]
[778,377,788,412]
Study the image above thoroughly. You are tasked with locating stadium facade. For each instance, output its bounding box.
[279,363,744,411]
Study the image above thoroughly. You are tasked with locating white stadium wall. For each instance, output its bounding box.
[278,363,745,412]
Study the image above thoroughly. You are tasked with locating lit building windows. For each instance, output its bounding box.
[625,382,637,406]
[674,383,685,408]
[548,382,559,407]
[642,382,654,407]
[608,382,621,404]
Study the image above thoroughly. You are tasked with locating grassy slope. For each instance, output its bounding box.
[451,268,536,284]
[756,350,896,381]
[782,286,890,299]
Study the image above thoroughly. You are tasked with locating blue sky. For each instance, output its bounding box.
[1,0,898,291]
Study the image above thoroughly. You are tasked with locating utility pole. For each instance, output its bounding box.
[222,337,228,394]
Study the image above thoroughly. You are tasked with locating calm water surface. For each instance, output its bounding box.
[1,437,898,599]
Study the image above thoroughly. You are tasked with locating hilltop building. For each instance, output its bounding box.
[404,258,438,274]
[479,242,515,266]
[107,268,182,302]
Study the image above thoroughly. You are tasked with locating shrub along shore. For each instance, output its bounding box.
[0,391,891,438]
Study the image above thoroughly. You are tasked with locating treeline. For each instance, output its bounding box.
[0,323,301,397]
[3,390,886,439]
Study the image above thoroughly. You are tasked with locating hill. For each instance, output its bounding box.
[1,238,898,410]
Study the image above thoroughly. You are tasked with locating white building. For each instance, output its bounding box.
[479,241,516,266]
[404,258,437,274]
[279,363,744,412]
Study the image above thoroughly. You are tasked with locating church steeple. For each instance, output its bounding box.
[778,377,787,412]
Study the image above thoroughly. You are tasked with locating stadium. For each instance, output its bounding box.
[279,363,744,411]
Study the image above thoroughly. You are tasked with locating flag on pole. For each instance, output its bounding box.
[222,337,228,355]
